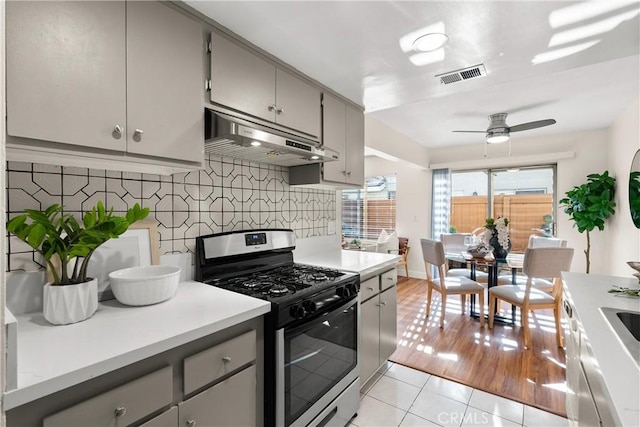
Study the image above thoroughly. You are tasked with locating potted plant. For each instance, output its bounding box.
[559,171,616,273]
[6,201,149,324]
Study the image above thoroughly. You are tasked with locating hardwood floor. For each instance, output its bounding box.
[389,277,567,417]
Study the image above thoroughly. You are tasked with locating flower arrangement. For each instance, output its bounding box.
[483,217,510,257]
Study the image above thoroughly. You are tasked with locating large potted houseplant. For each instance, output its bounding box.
[559,171,616,273]
[6,201,149,324]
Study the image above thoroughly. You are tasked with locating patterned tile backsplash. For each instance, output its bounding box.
[5,156,336,272]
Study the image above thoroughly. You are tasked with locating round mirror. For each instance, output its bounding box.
[630,149,640,228]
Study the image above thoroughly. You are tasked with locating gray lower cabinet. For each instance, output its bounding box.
[359,269,398,386]
[179,365,257,427]
[6,0,203,167]
[43,366,173,427]
[209,32,321,139]
[7,321,263,427]
[140,406,179,427]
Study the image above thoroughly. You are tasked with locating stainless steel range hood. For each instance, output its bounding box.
[204,109,339,167]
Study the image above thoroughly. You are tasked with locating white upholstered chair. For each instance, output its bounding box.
[440,233,489,283]
[421,238,485,328]
[489,247,574,348]
[497,235,567,290]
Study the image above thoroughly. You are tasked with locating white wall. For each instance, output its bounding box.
[364,114,432,279]
[607,96,640,277]
[429,128,610,274]
[365,116,430,169]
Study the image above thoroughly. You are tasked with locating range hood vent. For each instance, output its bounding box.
[204,109,339,167]
[436,64,487,85]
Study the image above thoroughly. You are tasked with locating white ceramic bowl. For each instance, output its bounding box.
[109,265,181,306]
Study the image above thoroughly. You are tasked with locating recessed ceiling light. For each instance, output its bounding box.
[250,141,261,147]
[412,33,449,52]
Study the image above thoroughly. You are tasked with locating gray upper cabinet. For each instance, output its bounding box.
[126,1,203,163]
[320,94,364,186]
[321,94,347,183]
[210,32,276,123]
[210,32,321,139]
[6,1,127,152]
[6,1,203,167]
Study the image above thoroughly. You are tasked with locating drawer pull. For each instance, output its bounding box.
[114,406,127,418]
[222,356,232,363]
[112,125,123,139]
[386,277,394,281]
[367,286,375,291]
[186,420,197,427]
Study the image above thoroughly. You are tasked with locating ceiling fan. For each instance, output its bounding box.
[453,112,556,143]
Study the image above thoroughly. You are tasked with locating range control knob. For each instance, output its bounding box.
[336,286,352,298]
[303,300,318,314]
[347,283,359,296]
[290,305,307,319]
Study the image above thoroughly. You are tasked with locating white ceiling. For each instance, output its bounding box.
[186,0,640,148]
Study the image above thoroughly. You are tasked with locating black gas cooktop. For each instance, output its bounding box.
[204,263,350,304]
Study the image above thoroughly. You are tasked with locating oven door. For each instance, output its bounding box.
[276,297,358,427]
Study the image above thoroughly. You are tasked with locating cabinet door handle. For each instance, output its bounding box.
[222,356,232,363]
[112,125,123,139]
[186,420,197,427]
[346,171,352,176]
[367,286,375,291]
[386,277,394,281]
[133,129,144,142]
[114,406,127,418]
[341,170,347,175]
[268,104,277,112]
[380,301,387,306]
[276,107,284,115]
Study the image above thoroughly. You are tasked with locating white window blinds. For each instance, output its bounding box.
[342,176,397,240]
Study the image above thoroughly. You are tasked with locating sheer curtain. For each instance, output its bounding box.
[431,168,451,240]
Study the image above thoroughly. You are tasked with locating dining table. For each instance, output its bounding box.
[445,252,524,324]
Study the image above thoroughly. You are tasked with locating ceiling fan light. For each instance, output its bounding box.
[412,33,449,52]
[486,132,510,144]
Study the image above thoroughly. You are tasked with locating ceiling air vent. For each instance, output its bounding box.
[436,64,487,85]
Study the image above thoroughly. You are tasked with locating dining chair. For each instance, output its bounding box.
[488,247,574,349]
[421,238,485,328]
[497,235,567,290]
[397,237,410,277]
[440,233,489,283]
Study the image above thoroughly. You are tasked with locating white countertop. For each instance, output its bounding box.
[296,250,401,280]
[3,281,271,410]
[562,272,640,426]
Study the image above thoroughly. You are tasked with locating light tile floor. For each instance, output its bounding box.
[350,362,569,427]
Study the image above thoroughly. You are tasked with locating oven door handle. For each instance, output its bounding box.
[284,296,357,338]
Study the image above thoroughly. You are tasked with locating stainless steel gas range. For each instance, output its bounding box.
[195,229,360,427]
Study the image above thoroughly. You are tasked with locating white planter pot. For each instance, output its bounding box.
[43,279,98,325]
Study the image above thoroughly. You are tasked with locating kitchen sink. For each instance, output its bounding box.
[600,307,640,366]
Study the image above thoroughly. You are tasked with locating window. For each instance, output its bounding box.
[449,166,556,253]
[342,175,396,240]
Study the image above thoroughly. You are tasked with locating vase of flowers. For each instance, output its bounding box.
[484,217,511,259]
[6,201,149,325]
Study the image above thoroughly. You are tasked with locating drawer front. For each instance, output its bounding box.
[140,406,178,427]
[179,365,257,427]
[184,329,256,395]
[43,366,172,427]
[380,269,398,291]
[360,277,379,302]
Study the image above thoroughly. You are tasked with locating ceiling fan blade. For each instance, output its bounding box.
[452,130,486,133]
[509,119,556,133]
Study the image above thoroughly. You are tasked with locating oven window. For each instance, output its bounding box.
[284,303,357,426]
